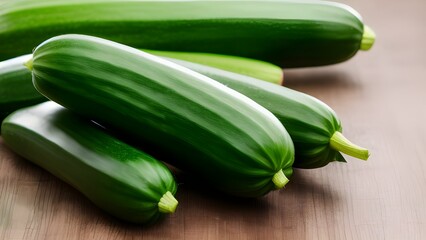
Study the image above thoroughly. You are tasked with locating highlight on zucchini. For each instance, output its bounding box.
[1,102,178,224]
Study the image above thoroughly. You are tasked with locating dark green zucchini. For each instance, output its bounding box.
[1,101,178,224]
[163,58,369,168]
[0,0,375,67]
[0,55,46,121]
[29,34,294,197]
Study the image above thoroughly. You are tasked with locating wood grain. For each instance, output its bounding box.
[1,0,426,239]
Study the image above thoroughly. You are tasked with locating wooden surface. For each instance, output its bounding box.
[1,0,426,239]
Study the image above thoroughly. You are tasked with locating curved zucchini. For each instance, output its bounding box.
[0,0,375,67]
[0,55,46,120]
[29,34,294,197]
[163,58,370,168]
[0,51,368,168]
[1,101,178,224]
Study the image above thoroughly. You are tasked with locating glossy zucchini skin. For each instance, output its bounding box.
[164,59,369,168]
[0,55,46,121]
[30,34,294,197]
[0,0,373,67]
[1,101,178,224]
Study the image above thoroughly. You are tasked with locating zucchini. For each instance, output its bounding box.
[163,59,370,168]
[0,55,46,120]
[28,34,294,197]
[0,51,368,168]
[1,101,178,224]
[0,0,375,67]
[144,50,283,85]
[0,52,368,168]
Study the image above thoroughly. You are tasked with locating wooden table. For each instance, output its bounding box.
[1,0,425,239]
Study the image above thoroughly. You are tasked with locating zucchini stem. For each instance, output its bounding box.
[158,191,178,214]
[272,169,289,189]
[360,25,376,51]
[330,132,370,160]
[24,57,34,71]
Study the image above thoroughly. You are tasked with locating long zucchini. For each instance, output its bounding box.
[0,0,375,67]
[165,59,370,168]
[28,34,294,197]
[0,52,368,168]
[0,55,46,120]
[1,101,178,224]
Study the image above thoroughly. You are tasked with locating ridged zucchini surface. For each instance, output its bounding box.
[29,34,294,197]
[0,0,375,67]
[1,101,178,224]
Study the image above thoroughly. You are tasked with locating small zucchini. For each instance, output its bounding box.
[1,101,178,224]
[28,34,294,197]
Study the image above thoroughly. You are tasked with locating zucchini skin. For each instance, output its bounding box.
[0,55,46,121]
[30,34,294,197]
[164,59,345,168]
[1,101,178,224]
[1,0,368,67]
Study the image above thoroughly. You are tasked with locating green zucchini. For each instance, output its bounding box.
[28,34,294,197]
[0,0,375,67]
[0,51,368,168]
[163,58,369,168]
[0,55,46,120]
[1,101,178,224]
[0,50,368,168]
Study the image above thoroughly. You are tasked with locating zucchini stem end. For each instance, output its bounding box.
[272,169,289,189]
[330,131,370,160]
[360,25,376,51]
[158,191,178,214]
[24,57,34,71]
